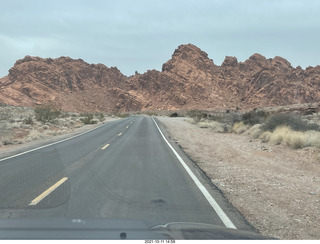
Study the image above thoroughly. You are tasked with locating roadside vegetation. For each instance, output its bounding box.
[185,105,320,149]
[34,104,61,124]
[2,102,319,150]
[0,103,109,147]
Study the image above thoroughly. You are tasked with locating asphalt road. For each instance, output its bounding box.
[0,116,255,231]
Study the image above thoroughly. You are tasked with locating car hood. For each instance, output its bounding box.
[0,218,275,240]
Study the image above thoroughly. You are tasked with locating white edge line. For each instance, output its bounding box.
[0,119,121,162]
[152,117,237,229]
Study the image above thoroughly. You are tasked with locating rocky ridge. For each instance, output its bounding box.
[0,44,319,113]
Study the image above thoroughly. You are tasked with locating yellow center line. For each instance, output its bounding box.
[29,177,68,206]
[101,143,110,150]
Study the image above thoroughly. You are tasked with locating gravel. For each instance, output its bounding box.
[158,116,320,240]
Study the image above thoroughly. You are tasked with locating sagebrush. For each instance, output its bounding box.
[261,113,320,132]
[34,104,61,123]
[80,114,97,124]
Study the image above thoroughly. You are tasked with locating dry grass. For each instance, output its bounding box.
[211,121,226,133]
[305,131,320,148]
[232,121,250,134]
[185,107,320,150]
[260,131,272,143]
[196,121,211,128]
[158,116,320,240]
[284,132,306,149]
[236,109,320,150]
[259,126,320,149]
[195,120,226,133]
[244,124,263,139]
[270,126,291,145]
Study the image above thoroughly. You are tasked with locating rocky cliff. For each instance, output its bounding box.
[0,44,319,112]
[0,56,140,112]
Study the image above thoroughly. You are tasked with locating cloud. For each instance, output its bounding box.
[0,0,319,76]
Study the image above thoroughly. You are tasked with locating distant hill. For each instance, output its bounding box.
[0,44,319,113]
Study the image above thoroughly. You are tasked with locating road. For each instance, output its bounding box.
[0,116,254,231]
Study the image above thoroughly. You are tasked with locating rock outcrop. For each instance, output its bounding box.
[0,44,319,112]
[0,56,139,112]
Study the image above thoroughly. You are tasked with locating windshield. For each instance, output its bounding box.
[0,0,320,241]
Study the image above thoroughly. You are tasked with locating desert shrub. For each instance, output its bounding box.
[224,113,241,125]
[24,116,34,125]
[35,104,61,124]
[3,140,13,145]
[42,125,49,130]
[269,126,291,145]
[284,132,306,149]
[1,134,14,146]
[197,121,211,128]
[262,113,320,132]
[305,131,320,148]
[20,124,31,129]
[187,110,207,123]
[210,121,226,133]
[80,113,97,124]
[117,113,130,118]
[169,112,179,117]
[59,112,69,118]
[207,115,223,122]
[259,125,312,149]
[260,131,272,143]
[242,109,268,125]
[244,124,263,139]
[196,120,226,133]
[144,112,156,116]
[95,113,105,122]
[305,122,320,131]
[232,121,250,134]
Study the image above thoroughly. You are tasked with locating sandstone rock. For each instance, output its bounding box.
[0,44,319,113]
[222,56,238,67]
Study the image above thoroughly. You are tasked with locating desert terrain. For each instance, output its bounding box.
[0,104,120,158]
[157,114,320,240]
[1,43,319,239]
[1,103,320,239]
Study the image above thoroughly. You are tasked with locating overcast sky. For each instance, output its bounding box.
[1,0,320,77]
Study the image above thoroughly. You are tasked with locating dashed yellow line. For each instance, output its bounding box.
[101,144,110,150]
[29,177,68,206]
[118,132,122,136]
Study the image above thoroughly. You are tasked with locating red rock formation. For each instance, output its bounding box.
[0,56,139,112]
[0,43,319,112]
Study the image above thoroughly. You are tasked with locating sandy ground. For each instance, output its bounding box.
[157,116,320,240]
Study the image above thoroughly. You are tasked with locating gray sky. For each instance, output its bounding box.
[1,0,320,77]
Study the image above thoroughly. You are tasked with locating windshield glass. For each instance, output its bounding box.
[0,0,320,241]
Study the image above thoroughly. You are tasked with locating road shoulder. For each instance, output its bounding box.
[153,116,258,233]
[156,116,320,240]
